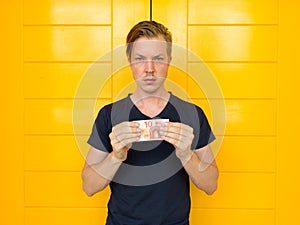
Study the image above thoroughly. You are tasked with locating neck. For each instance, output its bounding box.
[131,89,170,105]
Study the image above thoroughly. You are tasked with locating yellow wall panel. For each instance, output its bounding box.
[24,99,110,135]
[187,75,207,99]
[188,26,278,61]
[166,66,187,93]
[190,209,275,225]
[277,1,300,224]
[188,62,277,99]
[113,0,150,47]
[189,0,278,24]
[24,26,111,62]
[215,136,276,172]
[24,136,88,171]
[24,0,111,25]
[25,172,110,207]
[191,173,275,208]
[25,208,107,225]
[112,66,135,100]
[152,0,187,47]
[1,1,24,225]
[194,99,276,136]
[152,0,188,91]
[24,100,76,135]
[224,100,276,136]
[24,63,112,98]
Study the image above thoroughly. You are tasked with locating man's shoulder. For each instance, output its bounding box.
[169,94,206,124]
[99,95,132,112]
[98,95,134,126]
[170,94,203,112]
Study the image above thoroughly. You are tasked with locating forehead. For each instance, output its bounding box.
[131,36,168,55]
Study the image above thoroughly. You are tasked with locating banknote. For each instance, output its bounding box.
[135,119,169,142]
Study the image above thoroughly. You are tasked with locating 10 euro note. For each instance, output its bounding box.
[135,119,169,142]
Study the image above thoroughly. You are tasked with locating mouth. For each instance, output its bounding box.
[143,77,156,84]
[143,75,157,83]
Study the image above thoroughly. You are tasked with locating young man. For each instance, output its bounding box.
[82,20,219,225]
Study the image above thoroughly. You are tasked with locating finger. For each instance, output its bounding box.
[114,136,140,150]
[167,122,193,134]
[168,122,193,131]
[164,135,192,151]
[113,122,140,136]
[164,126,192,140]
[110,131,141,146]
[163,126,194,150]
[163,130,181,141]
[164,135,180,147]
[123,121,140,128]
[117,132,141,143]
[163,132,193,146]
[165,123,190,134]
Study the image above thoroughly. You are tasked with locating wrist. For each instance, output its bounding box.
[110,152,123,164]
[198,160,212,172]
[178,149,193,165]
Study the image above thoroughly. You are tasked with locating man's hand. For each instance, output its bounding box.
[109,122,141,161]
[163,122,194,163]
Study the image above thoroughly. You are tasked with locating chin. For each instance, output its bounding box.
[139,88,159,95]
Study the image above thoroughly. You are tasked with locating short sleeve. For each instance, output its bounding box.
[193,106,216,149]
[87,106,113,152]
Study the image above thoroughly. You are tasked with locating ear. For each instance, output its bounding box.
[128,56,132,65]
[168,56,172,64]
[128,57,134,70]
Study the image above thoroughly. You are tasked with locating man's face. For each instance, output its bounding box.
[129,36,171,95]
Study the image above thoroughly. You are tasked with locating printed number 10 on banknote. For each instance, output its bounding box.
[135,119,169,142]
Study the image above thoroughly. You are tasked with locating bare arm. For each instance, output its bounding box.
[163,122,219,195]
[81,147,122,196]
[82,121,141,196]
[180,145,219,195]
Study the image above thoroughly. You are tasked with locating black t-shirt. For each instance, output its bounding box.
[88,93,215,225]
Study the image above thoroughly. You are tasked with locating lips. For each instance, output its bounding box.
[144,78,155,81]
[144,78,156,84]
[143,75,156,83]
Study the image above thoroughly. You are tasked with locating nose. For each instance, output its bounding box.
[145,60,155,73]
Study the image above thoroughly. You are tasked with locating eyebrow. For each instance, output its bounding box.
[133,54,164,58]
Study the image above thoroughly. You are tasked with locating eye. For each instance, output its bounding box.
[134,57,144,62]
[153,57,164,62]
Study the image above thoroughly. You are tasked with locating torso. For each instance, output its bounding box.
[107,94,191,225]
[88,93,214,225]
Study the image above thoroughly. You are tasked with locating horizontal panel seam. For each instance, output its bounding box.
[188,24,278,27]
[24,98,112,100]
[23,24,112,27]
[25,206,107,209]
[191,207,276,210]
[24,61,112,63]
[188,61,278,63]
